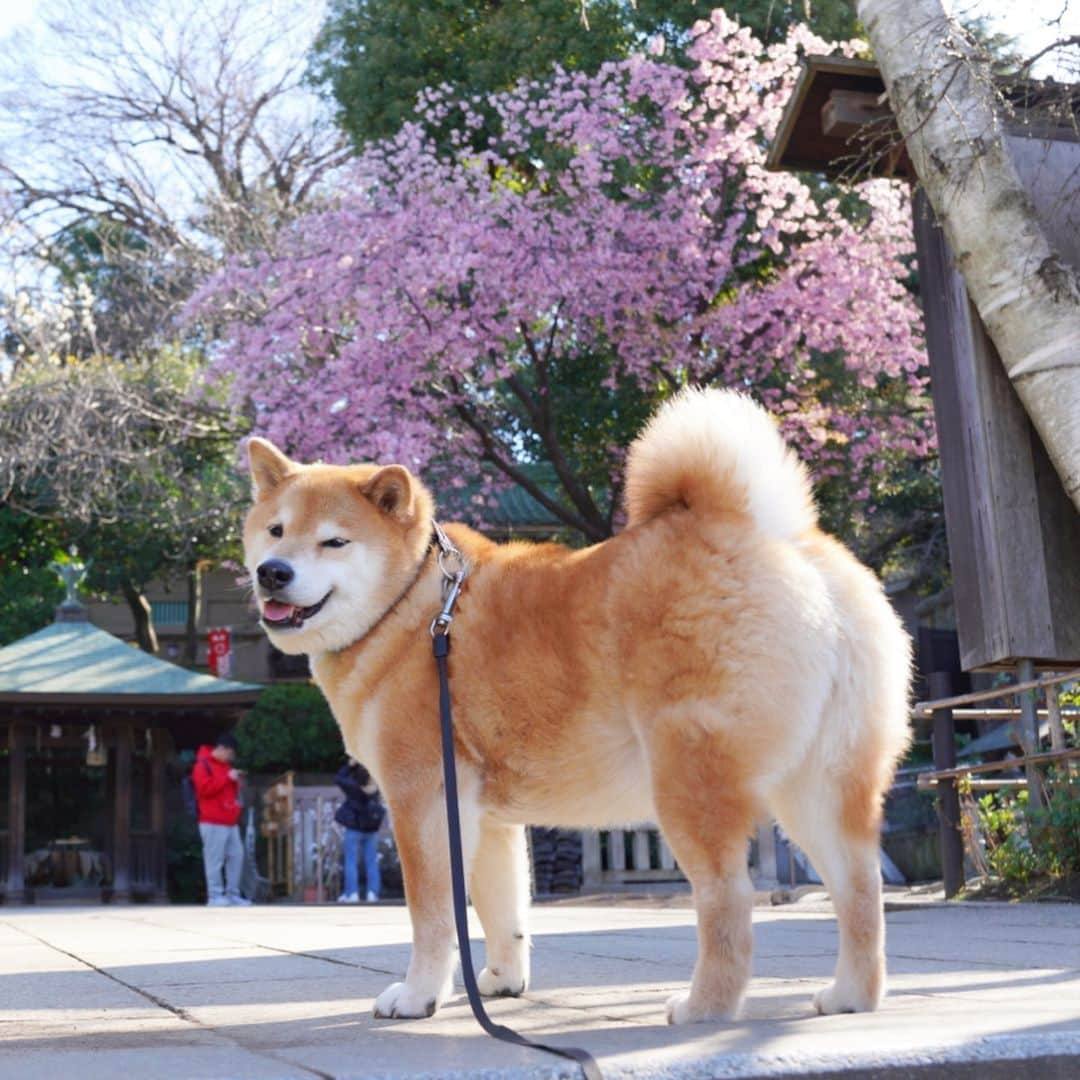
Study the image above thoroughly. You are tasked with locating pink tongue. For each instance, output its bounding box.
[263,600,296,621]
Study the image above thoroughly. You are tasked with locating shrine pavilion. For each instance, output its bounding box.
[0,599,261,903]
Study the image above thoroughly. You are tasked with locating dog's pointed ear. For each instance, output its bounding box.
[363,465,415,524]
[247,438,295,500]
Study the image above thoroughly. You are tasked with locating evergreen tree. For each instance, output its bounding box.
[309,1,859,148]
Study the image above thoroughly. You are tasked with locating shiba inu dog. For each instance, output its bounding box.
[243,388,911,1024]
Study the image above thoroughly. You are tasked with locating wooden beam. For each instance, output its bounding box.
[933,707,1080,720]
[919,778,1028,791]
[1016,660,1046,808]
[150,728,169,898]
[916,747,1080,786]
[765,55,908,177]
[821,89,892,139]
[929,671,965,899]
[913,667,1080,716]
[6,724,28,903]
[112,729,132,902]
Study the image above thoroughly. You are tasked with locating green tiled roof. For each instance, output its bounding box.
[0,618,261,701]
[487,485,563,528]
[440,466,602,535]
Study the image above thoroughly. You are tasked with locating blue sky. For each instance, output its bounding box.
[0,2,1076,59]
[966,0,1078,73]
[0,1,37,37]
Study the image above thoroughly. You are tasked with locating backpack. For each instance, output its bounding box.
[356,795,386,833]
[182,759,212,819]
[335,789,386,833]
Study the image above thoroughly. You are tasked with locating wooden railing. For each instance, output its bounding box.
[913,668,1080,897]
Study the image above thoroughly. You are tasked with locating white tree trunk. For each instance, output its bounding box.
[857,0,1080,512]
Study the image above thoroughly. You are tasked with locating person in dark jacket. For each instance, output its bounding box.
[335,758,385,903]
[193,732,251,907]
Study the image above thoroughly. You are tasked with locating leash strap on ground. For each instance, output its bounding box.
[434,631,604,1080]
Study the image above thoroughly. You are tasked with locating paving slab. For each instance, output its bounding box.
[0,897,1077,1079]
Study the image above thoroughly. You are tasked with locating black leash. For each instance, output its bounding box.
[430,525,603,1080]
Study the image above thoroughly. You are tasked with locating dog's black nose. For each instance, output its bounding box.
[257,558,294,591]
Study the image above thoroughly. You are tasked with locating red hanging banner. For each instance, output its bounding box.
[207,627,232,678]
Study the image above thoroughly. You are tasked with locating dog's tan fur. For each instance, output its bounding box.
[243,388,911,1023]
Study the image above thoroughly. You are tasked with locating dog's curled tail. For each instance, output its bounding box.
[624,387,816,539]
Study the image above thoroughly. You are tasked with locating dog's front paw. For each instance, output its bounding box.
[665,990,738,1025]
[373,981,440,1019]
[477,965,527,998]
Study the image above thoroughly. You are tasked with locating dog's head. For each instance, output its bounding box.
[243,438,434,654]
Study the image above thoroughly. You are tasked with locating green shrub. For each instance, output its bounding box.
[974,774,1080,892]
[976,788,1039,887]
[234,682,344,774]
[167,813,206,903]
[1030,775,1080,880]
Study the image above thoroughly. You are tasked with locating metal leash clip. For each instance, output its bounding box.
[430,521,467,637]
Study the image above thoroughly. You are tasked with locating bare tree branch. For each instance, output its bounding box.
[448,384,606,541]
[0,357,242,526]
[1014,35,1080,78]
[506,331,607,536]
[0,0,348,360]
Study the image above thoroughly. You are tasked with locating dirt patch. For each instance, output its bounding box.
[961,873,1080,903]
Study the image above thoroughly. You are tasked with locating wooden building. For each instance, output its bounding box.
[767,56,1080,674]
[0,602,261,903]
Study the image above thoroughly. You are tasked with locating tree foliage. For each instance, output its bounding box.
[197,13,935,572]
[0,0,348,342]
[310,0,631,147]
[311,1,860,148]
[0,510,65,646]
[0,347,247,649]
[233,682,345,774]
[0,0,340,649]
[629,1,858,48]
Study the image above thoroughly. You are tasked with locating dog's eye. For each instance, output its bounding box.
[321,537,349,549]
[268,524,283,538]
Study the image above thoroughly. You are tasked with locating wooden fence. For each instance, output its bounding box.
[914,667,1080,897]
[292,785,344,902]
[259,773,348,901]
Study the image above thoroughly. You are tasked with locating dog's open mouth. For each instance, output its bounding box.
[261,592,331,629]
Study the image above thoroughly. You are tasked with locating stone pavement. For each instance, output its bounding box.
[0,895,1077,1079]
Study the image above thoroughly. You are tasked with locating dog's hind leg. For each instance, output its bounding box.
[771,776,886,1015]
[646,719,758,1024]
[470,821,531,997]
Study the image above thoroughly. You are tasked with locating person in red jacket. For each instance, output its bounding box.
[192,732,251,906]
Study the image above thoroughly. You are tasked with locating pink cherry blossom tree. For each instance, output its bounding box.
[193,10,934,556]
